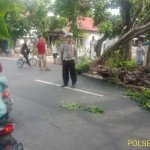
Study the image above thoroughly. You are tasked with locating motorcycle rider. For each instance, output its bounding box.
[0,62,8,121]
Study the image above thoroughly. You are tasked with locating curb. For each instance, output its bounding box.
[82,73,104,79]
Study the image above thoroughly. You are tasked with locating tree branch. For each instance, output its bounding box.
[131,2,146,26]
[95,33,109,56]
[114,22,123,29]
[137,10,150,26]
[101,21,150,58]
[99,11,116,25]
[122,27,150,44]
[121,21,150,40]
[119,26,127,38]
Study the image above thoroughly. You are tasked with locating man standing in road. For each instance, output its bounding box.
[36,37,49,71]
[90,36,97,59]
[136,41,145,67]
[60,34,78,88]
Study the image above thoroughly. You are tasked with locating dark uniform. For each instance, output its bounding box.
[21,42,31,66]
[60,39,78,87]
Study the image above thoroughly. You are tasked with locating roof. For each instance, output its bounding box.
[48,30,64,35]
[48,17,98,35]
[76,17,98,31]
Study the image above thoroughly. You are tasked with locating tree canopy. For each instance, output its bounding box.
[53,0,150,59]
[0,0,25,39]
[1,0,67,46]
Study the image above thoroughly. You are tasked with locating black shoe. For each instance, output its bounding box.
[61,84,68,87]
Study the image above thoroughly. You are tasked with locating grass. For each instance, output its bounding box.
[60,101,105,114]
[123,89,150,110]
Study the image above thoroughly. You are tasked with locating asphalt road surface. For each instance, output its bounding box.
[1,57,150,150]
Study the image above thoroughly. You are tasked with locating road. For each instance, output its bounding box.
[1,57,150,150]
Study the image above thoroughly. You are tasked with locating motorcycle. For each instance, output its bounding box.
[0,63,23,150]
[2,88,13,119]
[0,120,23,150]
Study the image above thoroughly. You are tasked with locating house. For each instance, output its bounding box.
[47,17,117,58]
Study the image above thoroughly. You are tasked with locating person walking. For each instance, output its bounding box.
[20,39,32,68]
[136,41,145,67]
[51,41,58,64]
[36,37,49,71]
[60,34,78,88]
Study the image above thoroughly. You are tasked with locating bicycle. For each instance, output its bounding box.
[17,57,37,68]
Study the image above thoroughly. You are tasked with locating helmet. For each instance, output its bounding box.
[65,33,73,38]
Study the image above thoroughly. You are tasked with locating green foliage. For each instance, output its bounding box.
[76,56,91,74]
[124,89,150,110]
[49,16,67,31]
[24,0,50,35]
[124,90,141,100]
[85,105,104,114]
[107,79,116,85]
[61,101,83,110]
[0,0,24,39]
[107,50,136,68]
[0,18,9,39]
[94,1,104,10]
[143,101,150,109]
[143,89,150,99]
[60,101,105,114]
[53,0,91,21]
[70,23,86,38]
[53,0,92,38]
[93,0,122,39]
[4,9,27,40]
[98,21,113,34]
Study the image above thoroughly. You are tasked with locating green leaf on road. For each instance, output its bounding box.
[60,101,105,114]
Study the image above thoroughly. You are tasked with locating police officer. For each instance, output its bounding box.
[60,34,78,88]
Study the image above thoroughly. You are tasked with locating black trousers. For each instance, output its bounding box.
[23,53,30,66]
[62,60,77,85]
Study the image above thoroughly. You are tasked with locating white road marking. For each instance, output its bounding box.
[36,79,104,97]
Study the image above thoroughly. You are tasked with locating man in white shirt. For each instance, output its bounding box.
[90,36,97,59]
[51,41,58,64]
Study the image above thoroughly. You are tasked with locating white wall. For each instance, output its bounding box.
[78,31,117,57]
[105,38,117,48]
[83,31,103,49]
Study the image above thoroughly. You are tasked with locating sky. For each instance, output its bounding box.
[48,8,120,16]
[109,8,120,15]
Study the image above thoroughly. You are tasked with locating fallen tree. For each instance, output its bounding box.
[86,60,150,88]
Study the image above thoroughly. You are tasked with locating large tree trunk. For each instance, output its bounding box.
[95,33,108,57]
[124,40,132,59]
[147,41,150,66]
[122,0,132,60]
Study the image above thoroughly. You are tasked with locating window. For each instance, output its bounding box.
[76,38,83,47]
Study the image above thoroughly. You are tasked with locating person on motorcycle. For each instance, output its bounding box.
[21,39,32,68]
[0,62,8,121]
